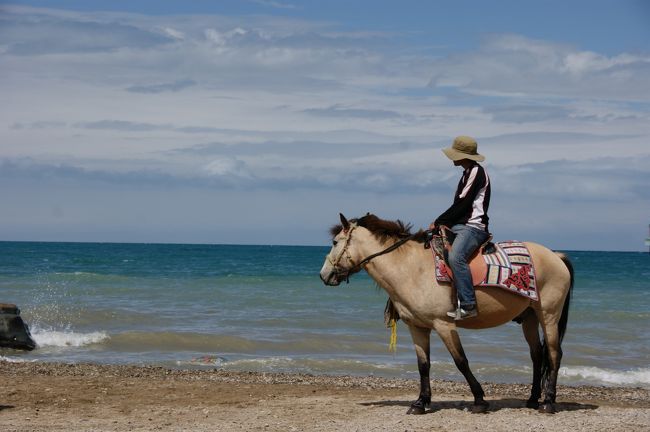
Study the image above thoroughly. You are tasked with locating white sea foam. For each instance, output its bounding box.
[0,355,36,363]
[176,355,227,367]
[226,356,293,368]
[560,366,650,387]
[32,330,110,348]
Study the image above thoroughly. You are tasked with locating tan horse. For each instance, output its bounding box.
[320,213,573,414]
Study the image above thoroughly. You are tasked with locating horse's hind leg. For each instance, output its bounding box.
[520,309,543,408]
[539,322,563,413]
[435,322,488,413]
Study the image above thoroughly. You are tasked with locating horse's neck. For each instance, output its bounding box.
[362,239,452,325]
[363,240,434,300]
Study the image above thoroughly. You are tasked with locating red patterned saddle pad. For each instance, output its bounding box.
[434,241,538,301]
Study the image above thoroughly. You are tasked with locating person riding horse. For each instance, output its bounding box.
[429,136,491,320]
[321,212,573,414]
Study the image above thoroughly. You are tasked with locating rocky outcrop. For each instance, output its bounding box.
[0,303,36,351]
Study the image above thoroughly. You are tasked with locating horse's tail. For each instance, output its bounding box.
[541,252,574,389]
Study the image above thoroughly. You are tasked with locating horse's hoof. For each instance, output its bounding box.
[407,397,429,415]
[539,402,556,414]
[525,399,539,409]
[407,406,426,415]
[471,402,489,414]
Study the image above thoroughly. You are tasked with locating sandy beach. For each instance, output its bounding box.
[1,361,648,432]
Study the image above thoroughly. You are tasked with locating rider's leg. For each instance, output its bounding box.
[448,224,489,311]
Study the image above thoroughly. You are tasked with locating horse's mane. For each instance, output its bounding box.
[330,213,427,243]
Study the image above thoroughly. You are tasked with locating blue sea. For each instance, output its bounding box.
[1,241,648,388]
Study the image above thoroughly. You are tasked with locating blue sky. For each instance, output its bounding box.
[1,1,649,250]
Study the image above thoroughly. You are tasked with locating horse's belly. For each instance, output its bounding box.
[458,288,530,329]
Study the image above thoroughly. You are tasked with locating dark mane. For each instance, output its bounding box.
[330,213,426,243]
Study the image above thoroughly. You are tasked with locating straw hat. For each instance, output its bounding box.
[442,136,485,162]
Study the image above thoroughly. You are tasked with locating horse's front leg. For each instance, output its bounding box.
[434,321,489,413]
[406,325,431,415]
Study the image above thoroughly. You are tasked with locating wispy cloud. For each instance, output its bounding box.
[74,120,172,132]
[1,5,648,248]
[482,105,572,123]
[428,34,650,102]
[250,0,298,10]
[302,104,405,120]
[4,136,648,202]
[0,5,404,95]
[0,10,174,55]
[126,79,196,94]
[10,121,67,130]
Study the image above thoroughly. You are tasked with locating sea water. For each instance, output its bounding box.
[1,241,648,388]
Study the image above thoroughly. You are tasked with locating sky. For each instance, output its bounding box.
[1,1,649,250]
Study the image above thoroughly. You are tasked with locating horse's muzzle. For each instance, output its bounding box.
[319,271,342,286]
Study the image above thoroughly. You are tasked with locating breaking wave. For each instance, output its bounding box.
[32,330,110,348]
[560,366,650,388]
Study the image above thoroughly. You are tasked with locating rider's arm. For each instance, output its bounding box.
[434,165,485,228]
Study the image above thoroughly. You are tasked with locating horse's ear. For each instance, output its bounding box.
[339,213,350,231]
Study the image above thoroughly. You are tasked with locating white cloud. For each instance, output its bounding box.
[204,27,249,47]
[162,27,185,40]
[562,51,648,76]
[203,157,252,179]
[0,6,648,249]
[428,34,650,102]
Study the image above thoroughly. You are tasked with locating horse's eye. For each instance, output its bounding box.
[332,239,338,246]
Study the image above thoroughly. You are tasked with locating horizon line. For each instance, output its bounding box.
[0,239,647,253]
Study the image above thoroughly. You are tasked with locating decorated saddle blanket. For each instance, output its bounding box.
[434,241,538,301]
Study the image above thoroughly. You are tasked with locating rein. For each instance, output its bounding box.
[329,224,417,283]
[351,234,416,272]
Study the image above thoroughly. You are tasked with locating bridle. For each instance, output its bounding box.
[327,225,358,282]
[327,223,417,283]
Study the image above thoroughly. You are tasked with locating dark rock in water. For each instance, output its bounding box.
[0,303,37,351]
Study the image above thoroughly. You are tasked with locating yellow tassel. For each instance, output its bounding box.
[388,318,397,353]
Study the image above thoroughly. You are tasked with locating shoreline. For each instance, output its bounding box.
[1,361,649,431]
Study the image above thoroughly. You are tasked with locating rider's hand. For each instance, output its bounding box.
[428,222,437,231]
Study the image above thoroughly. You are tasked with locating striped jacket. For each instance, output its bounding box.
[435,162,491,232]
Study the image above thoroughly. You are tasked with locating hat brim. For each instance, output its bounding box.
[442,147,485,162]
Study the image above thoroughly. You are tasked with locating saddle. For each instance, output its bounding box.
[427,226,539,300]
[428,226,492,286]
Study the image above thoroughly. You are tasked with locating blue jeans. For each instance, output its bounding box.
[448,224,489,309]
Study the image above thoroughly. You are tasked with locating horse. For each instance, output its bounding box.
[319,213,573,414]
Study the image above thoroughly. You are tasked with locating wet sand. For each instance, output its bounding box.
[1,361,649,431]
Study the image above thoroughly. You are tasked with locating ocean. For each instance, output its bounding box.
[1,241,648,389]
